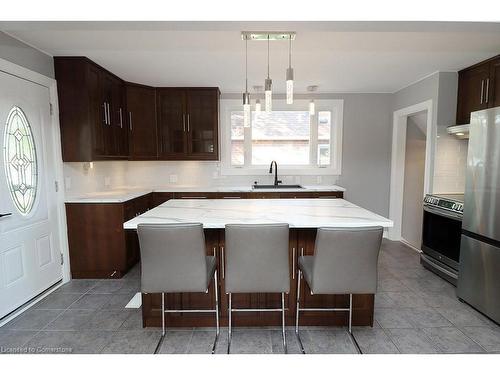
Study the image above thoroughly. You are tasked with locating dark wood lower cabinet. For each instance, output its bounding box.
[140,228,374,328]
[66,194,152,279]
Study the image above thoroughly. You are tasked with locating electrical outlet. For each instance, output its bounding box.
[169,174,178,183]
[294,176,301,184]
[64,177,71,191]
[212,171,219,179]
[104,177,111,187]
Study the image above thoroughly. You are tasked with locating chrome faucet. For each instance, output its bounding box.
[269,160,282,187]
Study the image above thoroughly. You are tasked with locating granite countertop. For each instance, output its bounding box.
[64,185,346,203]
[123,198,393,230]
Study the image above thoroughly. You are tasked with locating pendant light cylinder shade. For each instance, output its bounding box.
[255,98,261,113]
[286,68,294,104]
[309,99,315,116]
[243,92,251,128]
[265,78,272,113]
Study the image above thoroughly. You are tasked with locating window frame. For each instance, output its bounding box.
[220,98,343,176]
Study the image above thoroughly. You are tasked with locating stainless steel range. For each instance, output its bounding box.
[420,193,464,285]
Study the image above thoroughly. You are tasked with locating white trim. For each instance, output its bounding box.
[388,99,434,241]
[0,57,71,284]
[400,238,423,254]
[220,98,343,176]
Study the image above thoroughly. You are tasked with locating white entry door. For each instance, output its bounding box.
[0,70,63,319]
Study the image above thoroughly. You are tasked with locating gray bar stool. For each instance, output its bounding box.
[295,226,383,354]
[137,223,220,354]
[224,223,290,354]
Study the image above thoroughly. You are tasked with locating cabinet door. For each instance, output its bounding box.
[488,57,500,108]
[126,84,158,159]
[100,72,117,156]
[110,77,128,157]
[186,89,219,159]
[456,63,490,125]
[87,63,107,157]
[157,89,187,158]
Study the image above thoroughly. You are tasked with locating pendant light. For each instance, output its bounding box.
[307,85,317,116]
[253,85,263,113]
[286,34,294,104]
[264,34,272,113]
[243,37,251,128]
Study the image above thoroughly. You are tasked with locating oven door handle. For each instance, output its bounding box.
[423,205,462,221]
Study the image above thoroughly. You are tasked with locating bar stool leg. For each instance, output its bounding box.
[282,292,287,354]
[295,270,305,354]
[211,270,220,354]
[349,293,352,334]
[154,292,167,354]
[227,293,232,354]
[162,292,166,336]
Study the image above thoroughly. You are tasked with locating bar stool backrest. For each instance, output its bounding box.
[138,223,208,293]
[311,226,383,294]
[225,223,290,293]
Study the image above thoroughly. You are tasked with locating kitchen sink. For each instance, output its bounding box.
[252,184,304,189]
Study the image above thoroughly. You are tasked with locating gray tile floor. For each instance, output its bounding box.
[1,239,499,354]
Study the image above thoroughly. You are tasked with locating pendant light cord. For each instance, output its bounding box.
[289,34,292,68]
[245,37,248,92]
[267,34,270,79]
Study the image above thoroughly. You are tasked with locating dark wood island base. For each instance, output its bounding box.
[140,228,375,328]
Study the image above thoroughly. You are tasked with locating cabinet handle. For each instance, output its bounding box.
[213,247,216,257]
[103,103,107,124]
[480,80,484,104]
[300,247,304,256]
[292,247,296,279]
[183,113,186,132]
[107,103,111,125]
[187,114,190,132]
[221,246,225,279]
[119,108,123,128]
[485,78,490,104]
[181,196,207,199]
[129,112,133,131]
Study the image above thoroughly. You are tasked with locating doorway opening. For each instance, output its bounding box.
[388,100,435,245]
[401,111,427,249]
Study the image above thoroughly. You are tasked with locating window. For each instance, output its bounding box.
[3,106,38,215]
[224,99,343,175]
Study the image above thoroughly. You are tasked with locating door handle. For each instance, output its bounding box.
[129,112,133,131]
[119,108,123,128]
[0,213,12,218]
[183,114,186,132]
[480,80,484,104]
[187,114,190,132]
[292,247,296,279]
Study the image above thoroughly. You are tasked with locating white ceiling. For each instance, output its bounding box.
[2,21,500,94]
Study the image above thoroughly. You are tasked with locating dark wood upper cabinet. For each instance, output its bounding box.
[126,83,158,160]
[54,57,128,161]
[489,57,500,108]
[157,88,187,158]
[55,56,219,161]
[157,88,220,160]
[456,54,500,125]
[186,89,219,158]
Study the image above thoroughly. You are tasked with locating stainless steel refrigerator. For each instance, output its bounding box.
[457,106,500,324]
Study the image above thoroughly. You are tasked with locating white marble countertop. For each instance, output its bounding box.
[123,198,393,229]
[64,185,346,203]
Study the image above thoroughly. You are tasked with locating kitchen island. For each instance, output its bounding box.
[124,198,393,328]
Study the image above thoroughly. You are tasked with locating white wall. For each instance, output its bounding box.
[0,31,54,78]
[392,71,466,194]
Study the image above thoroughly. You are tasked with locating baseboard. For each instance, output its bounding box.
[400,238,422,253]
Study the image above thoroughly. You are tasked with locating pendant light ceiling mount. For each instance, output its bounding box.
[241,32,296,41]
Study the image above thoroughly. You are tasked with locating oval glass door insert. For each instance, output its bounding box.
[3,106,38,215]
